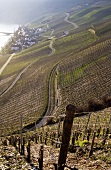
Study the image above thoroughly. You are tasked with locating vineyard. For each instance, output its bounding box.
[0,25,99,134]
[47,14,73,37]
[57,37,111,113]
[0,2,111,169]
[69,5,111,27]
[0,105,111,169]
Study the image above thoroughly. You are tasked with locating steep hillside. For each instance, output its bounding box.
[57,38,111,113]
[69,5,111,26]
[0,0,111,135]
[0,1,111,169]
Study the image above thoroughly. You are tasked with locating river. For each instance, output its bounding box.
[0,24,19,50]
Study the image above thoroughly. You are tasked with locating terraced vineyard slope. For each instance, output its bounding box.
[0,1,111,135]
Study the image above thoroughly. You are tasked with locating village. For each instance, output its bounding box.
[10,26,46,52]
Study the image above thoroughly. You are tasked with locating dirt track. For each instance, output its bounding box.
[0,63,32,97]
[0,53,15,75]
[65,13,78,29]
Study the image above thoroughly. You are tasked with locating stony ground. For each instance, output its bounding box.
[0,139,111,170]
[30,142,111,170]
[0,139,32,170]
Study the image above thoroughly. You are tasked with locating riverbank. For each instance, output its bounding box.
[0,24,18,53]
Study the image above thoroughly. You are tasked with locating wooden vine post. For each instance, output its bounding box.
[20,114,23,155]
[102,116,111,146]
[58,104,76,170]
[89,116,99,157]
[27,140,31,163]
[83,113,91,140]
[89,131,96,157]
[39,145,44,170]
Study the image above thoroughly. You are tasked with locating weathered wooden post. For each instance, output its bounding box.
[96,127,101,138]
[102,128,109,146]
[87,128,91,141]
[20,114,23,155]
[38,144,44,170]
[102,116,111,146]
[89,116,100,157]
[27,140,31,163]
[40,132,43,144]
[89,131,96,157]
[44,136,47,145]
[3,138,7,146]
[18,138,21,153]
[83,113,91,140]
[56,113,62,148]
[72,133,75,146]
[22,137,25,155]
[35,133,38,144]
[10,136,13,146]
[57,113,62,139]
[58,104,76,170]
[9,136,11,145]
[13,136,17,148]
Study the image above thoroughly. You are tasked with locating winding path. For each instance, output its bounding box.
[49,38,55,55]
[36,64,58,128]
[0,63,32,97]
[64,13,78,29]
[0,53,15,75]
[35,13,79,128]
[46,24,55,55]
[35,27,56,128]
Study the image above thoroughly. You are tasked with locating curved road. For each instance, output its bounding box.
[33,27,56,128]
[64,13,78,29]
[46,24,55,55]
[36,64,58,128]
[0,53,15,75]
[49,38,55,55]
[0,63,32,97]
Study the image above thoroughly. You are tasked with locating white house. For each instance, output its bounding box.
[16,39,22,46]
[11,44,20,51]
